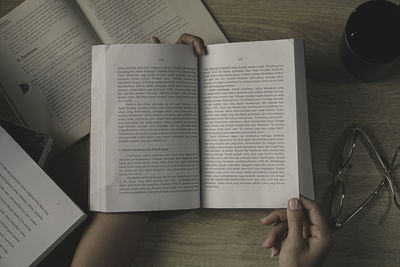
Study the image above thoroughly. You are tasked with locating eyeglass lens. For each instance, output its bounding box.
[340,130,357,167]
[331,180,345,220]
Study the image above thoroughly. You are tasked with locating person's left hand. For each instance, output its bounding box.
[151,33,206,56]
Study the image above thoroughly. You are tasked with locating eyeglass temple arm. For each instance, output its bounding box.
[357,128,400,208]
[387,147,400,208]
[356,127,389,172]
[338,178,386,228]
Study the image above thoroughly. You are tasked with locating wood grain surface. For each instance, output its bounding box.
[1,0,400,266]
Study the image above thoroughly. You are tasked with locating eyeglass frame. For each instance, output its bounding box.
[330,125,400,232]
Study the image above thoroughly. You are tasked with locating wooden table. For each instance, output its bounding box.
[1,0,400,266]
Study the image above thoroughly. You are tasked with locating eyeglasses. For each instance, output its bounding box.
[330,126,400,232]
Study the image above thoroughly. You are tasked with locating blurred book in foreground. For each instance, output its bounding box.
[0,125,85,266]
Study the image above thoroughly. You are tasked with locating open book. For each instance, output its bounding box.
[0,0,227,149]
[0,126,85,266]
[90,39,314,212]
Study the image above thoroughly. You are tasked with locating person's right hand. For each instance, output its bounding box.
[261,196,333,267]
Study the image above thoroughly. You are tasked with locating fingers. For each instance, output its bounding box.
[152,34,206,56]
[302,216,312,239]
[263,222,287,249]
[308,231,334,263]
[151,36,161,43]
[271,244,281,257]
[176,33,205,55]
[286,198,305,247]
[261,197,327,251]
[300,196,329,230]
[260,209,287,225]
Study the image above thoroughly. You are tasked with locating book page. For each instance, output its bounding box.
[200,40,302,208]
[75,0,228,44]
[0,126,85,266]
[0,0,100,149]
[91,44,200,212]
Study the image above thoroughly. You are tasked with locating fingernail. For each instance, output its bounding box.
[260,216,267,224]
[289,198,300,210]
[199,47,204,55]
[271,247,279,257]
[262,237,270,247]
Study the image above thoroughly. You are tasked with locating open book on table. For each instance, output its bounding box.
[0,126,85,266]
[0,0,227,150]
[90,39,314,212]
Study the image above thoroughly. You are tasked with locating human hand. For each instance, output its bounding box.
[261,196,333,267]
[151,33,206,56]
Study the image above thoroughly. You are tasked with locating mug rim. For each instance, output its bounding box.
[345,0,400,64]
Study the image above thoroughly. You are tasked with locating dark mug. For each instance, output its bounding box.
[340,0,400,81]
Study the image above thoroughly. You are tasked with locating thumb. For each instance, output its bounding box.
[286,198,304,246]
